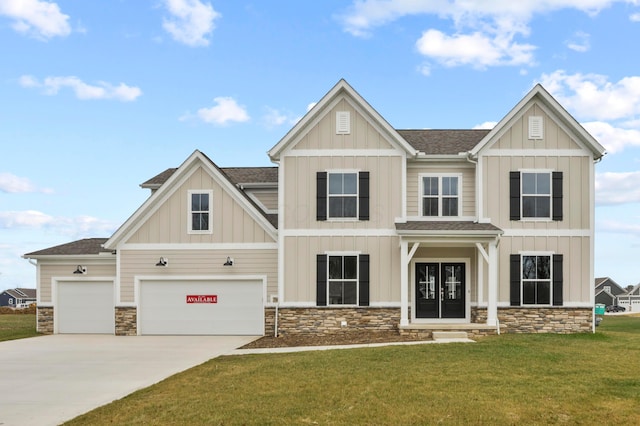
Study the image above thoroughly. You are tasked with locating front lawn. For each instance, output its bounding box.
[0,313,38,342]
[66,315,640,425]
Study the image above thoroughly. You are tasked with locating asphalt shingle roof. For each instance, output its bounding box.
[397,129,490,155]
[396,221,502,233]
[24,238,111,257]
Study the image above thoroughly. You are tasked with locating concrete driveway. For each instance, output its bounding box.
[0,334,257,426]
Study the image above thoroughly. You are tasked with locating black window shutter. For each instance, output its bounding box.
[316,254,327,306]
[316,172,327,221]
[510,254,521,306]
[553,254,563,306]
[359,172,370,221]
[359,254,370,306]
[552,172,563,221]
[510,172,521,221]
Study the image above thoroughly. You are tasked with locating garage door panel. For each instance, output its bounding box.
[58,281,114,334]
[140,280,263,335]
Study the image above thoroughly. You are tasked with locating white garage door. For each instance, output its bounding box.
[57,281,114,334]
[139,280,263,335]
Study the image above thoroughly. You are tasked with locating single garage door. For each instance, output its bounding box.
[57,281,114,334]
[139,280,263,335]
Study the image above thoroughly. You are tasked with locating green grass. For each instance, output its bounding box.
[0,314,38,342]
[65,315,640,425]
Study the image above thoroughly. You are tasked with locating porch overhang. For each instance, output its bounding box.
[396,221,503,329]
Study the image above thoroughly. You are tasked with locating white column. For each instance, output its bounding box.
[487,240,498,326]
[400,239,409,326]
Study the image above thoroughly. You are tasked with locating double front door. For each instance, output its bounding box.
[415,263,465,319]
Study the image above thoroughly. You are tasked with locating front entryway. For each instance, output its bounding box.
[415,263,465,319]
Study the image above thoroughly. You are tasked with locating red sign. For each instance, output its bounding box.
[186,295,218,304]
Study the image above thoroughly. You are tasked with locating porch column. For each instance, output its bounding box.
[487,240,498,326]
[400,239,409,326]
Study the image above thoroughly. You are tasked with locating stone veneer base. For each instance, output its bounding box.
[115,307,137,336]
[36,306,54,334]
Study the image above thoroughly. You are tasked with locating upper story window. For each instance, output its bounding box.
[510,171,562,221]
[317,171,369,221]
[188,190,212,234]
[603,285,611,293]
[522,172,550,218]
[420,175,460,217]
[329,172,358,218]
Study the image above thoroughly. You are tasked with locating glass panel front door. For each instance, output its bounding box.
[415,262,465,319]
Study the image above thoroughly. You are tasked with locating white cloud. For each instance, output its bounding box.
[307,102,318,112]
[583,121,640,154]
[539,71,640,121]
[19,75,142,101]
[0,0,70,39]
[565,31,590,52]
[339,1,635,69]
[597,219,640,236]
[595,171,640,205]
[162,0,220,47]
[262,107,301,128]
[631,12,640,21]
[473,121,497,129]
[0,210,117,237]
[196,97,250,125]
[0,172,52,194]
[416,29,535,68]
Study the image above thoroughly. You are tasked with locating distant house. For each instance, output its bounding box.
[594,277,626,306]
[618,283,640,312]
[0,288,37,308]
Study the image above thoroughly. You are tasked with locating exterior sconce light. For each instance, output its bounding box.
[223,256,234,266]
[155,257,168,266]
[73,265,87,274]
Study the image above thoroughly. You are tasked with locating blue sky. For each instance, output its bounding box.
[2,0,640,292]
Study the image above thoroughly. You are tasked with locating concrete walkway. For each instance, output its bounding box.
[0,334,256,426]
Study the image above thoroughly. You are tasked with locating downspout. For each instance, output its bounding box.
[274,301,279,337]
[465,152,480,221]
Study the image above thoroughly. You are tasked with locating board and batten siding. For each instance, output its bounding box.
[498,236,591,304]
[406,164,475,217]
[292,99,396,151]
[283,236,400,304]
[118,249,277,304]
[283,155,403,229]
[126,166,275,245]
[37,262,116,303]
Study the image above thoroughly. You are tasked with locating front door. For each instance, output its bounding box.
[415,263,465,319]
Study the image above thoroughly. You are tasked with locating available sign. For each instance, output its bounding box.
[186,295,218,304]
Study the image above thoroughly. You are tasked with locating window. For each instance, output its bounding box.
[329,173,357,218]
[510,171,563,221]
[316,254,370,306]
[521,255,551,305]
[317,172,369,221]
[604,285,611,293]
[522,172,550,218]
[420,175,460,217]
[510,254,563,306]
[188,190,212,234]
[328,255,358,305]
[8,298,13,305]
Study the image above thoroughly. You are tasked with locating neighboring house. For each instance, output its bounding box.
[594,277,626,306]
[618,283,640,312]
[0,288,37,308]
[23,80,606,336]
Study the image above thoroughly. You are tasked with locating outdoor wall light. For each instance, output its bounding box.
[73,265,87,274]
[223,256,234,266]
[155,257,168,267]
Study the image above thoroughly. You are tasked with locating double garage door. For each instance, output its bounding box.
[56,280,263,335]
[139,280,263,335]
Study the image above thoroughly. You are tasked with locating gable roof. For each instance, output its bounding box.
[594,277,627,296]
[104,150,277,249]
[470,84,606,159]
[398,129,490,155]
[24,238,111,258]
[3,288,37,299]
[141,166,278,190]
[268,79,418,160]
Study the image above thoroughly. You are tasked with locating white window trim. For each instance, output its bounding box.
[418,173,462,218]
[187,190,213,235]
[325,251,360,307]
[519,251,554,307]
[326,170,359,221]
[519,169,553,222]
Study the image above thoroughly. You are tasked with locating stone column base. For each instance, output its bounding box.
[115,307,137,336]
[36,306,54,334]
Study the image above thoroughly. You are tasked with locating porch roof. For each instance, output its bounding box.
[395,221,503,237]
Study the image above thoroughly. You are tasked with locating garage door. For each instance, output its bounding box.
[57,281,114,334]
[139,280,263,335]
